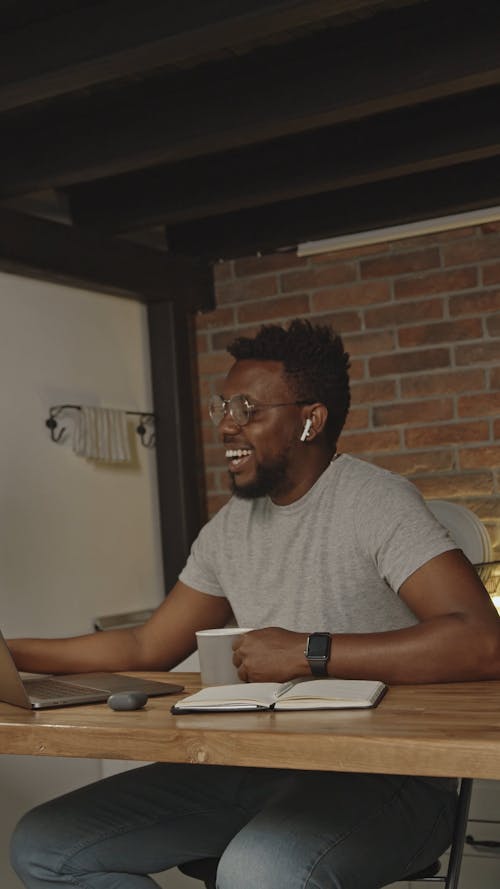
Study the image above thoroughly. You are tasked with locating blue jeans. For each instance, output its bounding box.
[10,763,457,889]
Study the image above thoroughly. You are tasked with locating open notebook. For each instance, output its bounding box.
[0,630,183,709]
[171,678,386,713]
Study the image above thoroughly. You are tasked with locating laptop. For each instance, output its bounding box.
[0,630,183,709]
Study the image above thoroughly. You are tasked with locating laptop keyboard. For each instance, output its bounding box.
[25,678,103,700]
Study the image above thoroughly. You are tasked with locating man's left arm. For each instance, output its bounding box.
[233,550,500,684]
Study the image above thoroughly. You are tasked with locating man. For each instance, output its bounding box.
[9,319,500,889]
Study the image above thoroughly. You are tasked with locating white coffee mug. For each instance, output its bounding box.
[195,627,252,686]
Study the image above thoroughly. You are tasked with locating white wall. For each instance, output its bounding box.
[0,271,177,887]
[0,271,164,638]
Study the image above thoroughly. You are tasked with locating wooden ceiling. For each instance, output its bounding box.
[0,0,499,304]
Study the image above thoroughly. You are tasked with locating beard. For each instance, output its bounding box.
[229,449,292,500]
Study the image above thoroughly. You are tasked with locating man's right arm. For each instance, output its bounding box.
[8,581,233,675]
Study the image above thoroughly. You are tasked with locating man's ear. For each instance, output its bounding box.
[300,403,328,440]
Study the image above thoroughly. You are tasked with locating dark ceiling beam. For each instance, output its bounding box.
[66,87,500,233]
[1,0,498,197]
[164,156,500,260]
[0,208,214,309]
[0,0,384,112]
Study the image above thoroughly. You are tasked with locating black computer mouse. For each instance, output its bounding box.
[107,691,149,711]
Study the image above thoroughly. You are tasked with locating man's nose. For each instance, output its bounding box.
[219,410,242,436]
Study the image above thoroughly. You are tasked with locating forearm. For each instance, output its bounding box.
[8,583,231,676]
[326,615,500,684]
[7,627,145,675]
[236,614,500,684]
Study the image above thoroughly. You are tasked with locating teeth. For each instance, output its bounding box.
[226,449,252,458]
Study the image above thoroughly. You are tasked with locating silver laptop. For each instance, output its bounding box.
[0,630,183,709]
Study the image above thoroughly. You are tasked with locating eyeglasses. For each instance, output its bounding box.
[209,393,311,427]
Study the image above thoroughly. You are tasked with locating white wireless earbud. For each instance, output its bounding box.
[300,418,313,442]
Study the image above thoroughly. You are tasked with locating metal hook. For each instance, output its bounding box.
[46,405,156,449]
[136,415,156,449]
[45,408,66,443]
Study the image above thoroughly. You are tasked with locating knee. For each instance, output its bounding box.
[10,805,59,883]
[216,837,304,889]
[216,839,272,889]
[216,835,346,889]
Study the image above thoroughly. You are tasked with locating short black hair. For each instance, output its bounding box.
[227,319,350,446]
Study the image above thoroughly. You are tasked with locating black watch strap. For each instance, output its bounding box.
[304,632,332,676]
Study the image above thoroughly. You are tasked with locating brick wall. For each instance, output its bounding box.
[194,222,500,559]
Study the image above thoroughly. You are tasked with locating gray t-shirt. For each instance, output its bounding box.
[180,454,457,632]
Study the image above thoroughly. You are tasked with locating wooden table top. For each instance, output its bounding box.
[1,673,500,780]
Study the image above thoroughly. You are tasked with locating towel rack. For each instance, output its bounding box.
[45,404,156,449]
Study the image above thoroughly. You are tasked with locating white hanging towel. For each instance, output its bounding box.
[73,407,131,463]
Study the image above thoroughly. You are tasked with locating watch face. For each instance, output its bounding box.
[307,633,330,658]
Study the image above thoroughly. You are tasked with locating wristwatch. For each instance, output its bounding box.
[304,632,332,676]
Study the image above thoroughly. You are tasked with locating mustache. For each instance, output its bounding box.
[223,436,252,447]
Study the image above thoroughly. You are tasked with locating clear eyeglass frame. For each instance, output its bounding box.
[208,393,311,427]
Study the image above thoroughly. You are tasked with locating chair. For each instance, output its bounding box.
[178,779,473,889]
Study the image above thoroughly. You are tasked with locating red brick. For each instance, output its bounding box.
[486,314,500,337]
[405,421,489,448]
[455,341,500,366]
[197,351,234,375]
[213,261,234,283]
[309,242,389,262]
[360,248,440,279]
[351,380,397,404]
[365,298,444,329]
[311,310,362,333]
[371,450,454,475]
[198,378,211,400]
[200,424,219,446]
[338,429,400,454]
[494,418,500,439]
[458,393,500,418]
[389,233,445,250]
[369,348,450,377]
[464,497,500,521]
[216,273,279,305]
[398,318,482,348]
[204,469,217,490]
[196,331,209,353]
[412,473,493,499]
[373,398,453,427]
[195,306,235,330]
[394,268,478,300]
[437,226,479,241]
[203,442,227,466]
[212,469,231,493]
[343,330,395,357]
[212,325,260,352]
[348,358,365,380]
[483,263,500,286]
[401,369,485,398]
[481,222,500,234]
[460,447,500,469]
[442,237,500,266]
[450,288,500,316]
[237,294,310,324]
[234,252,307,277]
[280,263,356,292]
[311,280,390,311]
[391,226,477,249]
[490,367,500,389]
[343,406,370,431]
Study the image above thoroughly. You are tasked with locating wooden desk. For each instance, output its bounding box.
[1,673,500,780]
